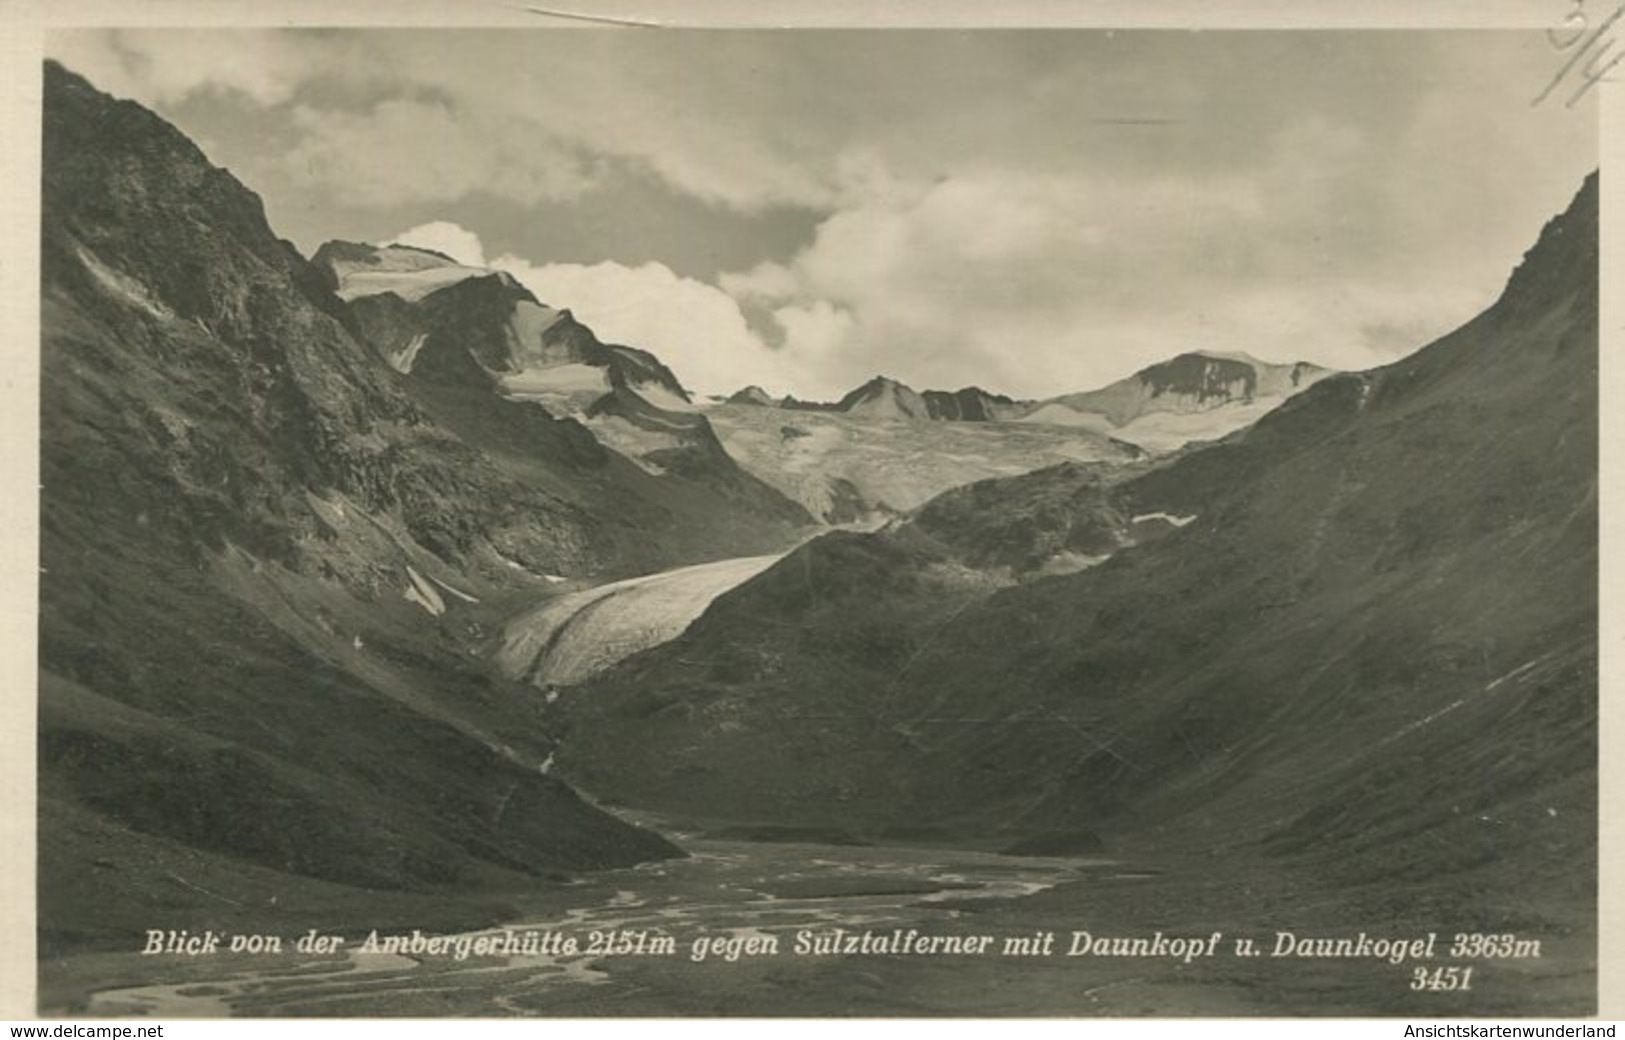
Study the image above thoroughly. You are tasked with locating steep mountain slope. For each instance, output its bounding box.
[559,167,1598,923]
[38,62,712,951]
[1017,351,1334,450]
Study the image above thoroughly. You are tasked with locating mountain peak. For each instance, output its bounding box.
[1024,349,1337,448]
[727,385,777,406]
[311,239,494,303]
[835,375,929,420]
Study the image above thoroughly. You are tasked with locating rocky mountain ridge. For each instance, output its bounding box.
[727,351,1333,452]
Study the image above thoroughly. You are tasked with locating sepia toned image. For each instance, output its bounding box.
[27,13,1602,1019]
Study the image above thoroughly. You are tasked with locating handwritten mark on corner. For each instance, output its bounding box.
[1535,0,1624,107]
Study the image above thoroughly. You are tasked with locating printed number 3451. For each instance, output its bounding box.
[1410,966,1474,992]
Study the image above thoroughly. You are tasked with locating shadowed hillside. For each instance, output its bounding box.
[36,61,742,953]
[559,172,1598,921]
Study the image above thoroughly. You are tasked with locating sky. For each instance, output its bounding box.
[47,28,1598,399]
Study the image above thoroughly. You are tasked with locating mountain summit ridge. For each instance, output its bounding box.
[732,348,1331,449]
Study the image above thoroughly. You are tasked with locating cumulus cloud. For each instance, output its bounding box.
[48,29,335,106]
[58,29,1598,396]
[54,28,840,214]
[282,100,594,208]
[391,221,487,267]
[770,301,856,372]
[493,255,794,396]
[717,164,1280,395]
[707,109,1559,398]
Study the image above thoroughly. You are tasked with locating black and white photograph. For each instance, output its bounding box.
[10,2,1610,1021]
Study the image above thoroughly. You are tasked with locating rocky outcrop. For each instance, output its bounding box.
[920,386,1021,422]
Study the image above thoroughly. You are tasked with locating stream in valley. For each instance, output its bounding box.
[81,831,1113,1017]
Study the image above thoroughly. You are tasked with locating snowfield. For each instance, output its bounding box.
[630,381,697,413]
[500,363,613,398]
[706,403,1132,520]
[1017,395,1293,451]
[506,301,571,365]
[334,264,490,302]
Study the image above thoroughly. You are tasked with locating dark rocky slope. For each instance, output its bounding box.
[559,170,1598,921]
[919,386,1021,422]
[774,376,1021,423]
[37,61,728,951]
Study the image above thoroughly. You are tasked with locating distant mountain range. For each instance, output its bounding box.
[736,377,1025,423]
[723,352,1334,453]
[707,353,1332,520]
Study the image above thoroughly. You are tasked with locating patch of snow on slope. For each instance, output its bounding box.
[1014,403,1115,431]
[335,265,488,302]
[582,416,673,474]
[506,301,570,364]
[1131,512,1197,528]
[429,574,480,604]
[1111,396,1287,451]
[628,381,696,413]
[403,565,446,616]
[500,363,613,397]
[388,333,428,374]
[1035,551,1112,577]
[77,246,172,319]
[496,555,570,583]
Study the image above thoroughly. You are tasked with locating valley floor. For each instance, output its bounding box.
[42,822,1594,1018]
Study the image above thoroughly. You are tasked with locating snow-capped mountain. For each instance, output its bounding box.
[732,353,1330,453]
[311,240,804,499]
[1017,351,1335,449]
